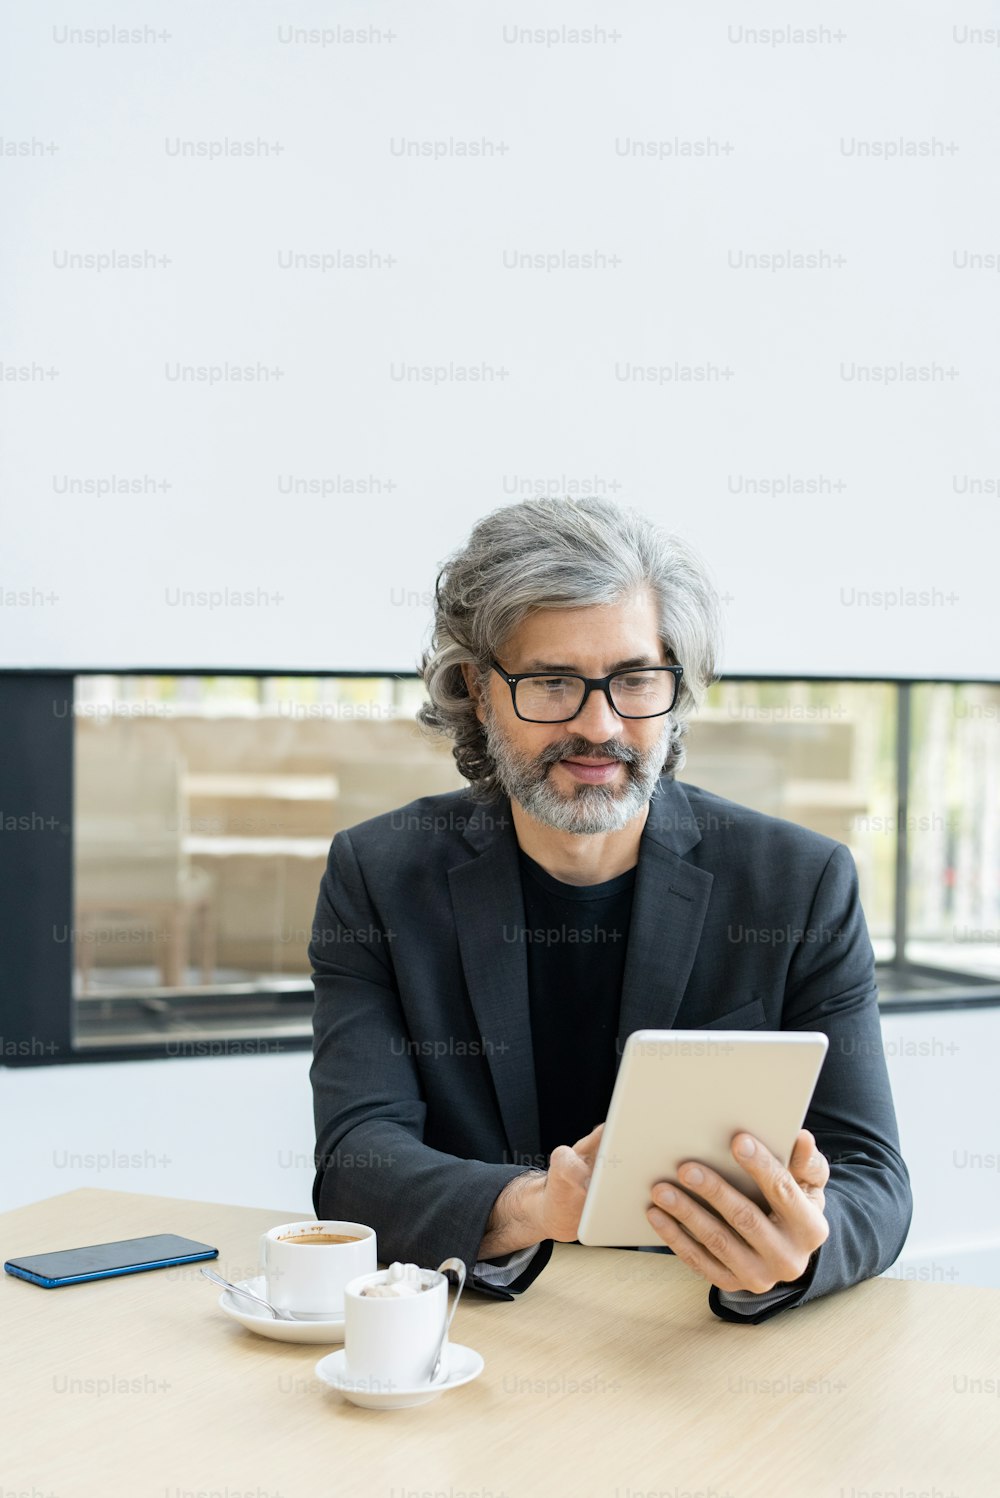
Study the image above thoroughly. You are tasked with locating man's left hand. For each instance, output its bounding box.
[646,1129,830,1294]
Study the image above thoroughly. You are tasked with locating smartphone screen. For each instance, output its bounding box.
[4,1233,218,1287]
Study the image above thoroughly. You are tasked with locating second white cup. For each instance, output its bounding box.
[343,1267,448,1389]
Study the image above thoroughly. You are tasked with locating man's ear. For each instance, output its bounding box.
[461,661,485,725]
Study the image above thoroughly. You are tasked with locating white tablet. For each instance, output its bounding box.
[577,1029,829,1247]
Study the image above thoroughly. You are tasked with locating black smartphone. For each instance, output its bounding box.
[3,1233,219,1288]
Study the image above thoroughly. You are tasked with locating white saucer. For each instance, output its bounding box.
[315,1343,484,1409]
[217,1276,346,1344]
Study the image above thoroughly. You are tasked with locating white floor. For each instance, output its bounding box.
[3,1008,999,1287]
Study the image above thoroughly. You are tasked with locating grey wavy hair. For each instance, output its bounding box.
[415,496,722,801]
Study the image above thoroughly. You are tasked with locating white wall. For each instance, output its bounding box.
[879,1008,1000,1284]
[4,1007,998,1287]
[3,0,998,679]
[1,1052,318,1222]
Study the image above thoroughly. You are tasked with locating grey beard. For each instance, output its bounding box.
[481,705,670,835]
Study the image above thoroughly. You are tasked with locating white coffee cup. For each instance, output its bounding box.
[259,1221,376,1317]
[343,1267,448,1389]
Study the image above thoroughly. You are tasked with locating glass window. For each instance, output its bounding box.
[905,683,1000,982]
[71,673,464,1049]
[684,679,899,959]
[0,667,990,1065]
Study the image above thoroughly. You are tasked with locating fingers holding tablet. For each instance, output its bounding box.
[571,1122,605,1162]
[646,1129,830,1293]
[541,1124,606,1243]
[728,1128,831,1250]
[646,1188,772,1295]
[786,1128,831,1200]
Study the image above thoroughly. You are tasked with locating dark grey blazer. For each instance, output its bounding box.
[309,774,912,1321]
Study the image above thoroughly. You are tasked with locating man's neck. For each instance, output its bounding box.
[509,798,649,886]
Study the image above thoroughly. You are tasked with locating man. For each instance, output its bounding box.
[309,496,911,1323]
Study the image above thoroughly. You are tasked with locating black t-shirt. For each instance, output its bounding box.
[517,847,636,1162]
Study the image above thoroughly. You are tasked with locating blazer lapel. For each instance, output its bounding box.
[615,778,714,1057]
[448,802,541,1167]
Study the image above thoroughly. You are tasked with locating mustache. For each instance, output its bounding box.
[538,739,641,766]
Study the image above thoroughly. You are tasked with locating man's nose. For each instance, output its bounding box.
[573,686,622,740]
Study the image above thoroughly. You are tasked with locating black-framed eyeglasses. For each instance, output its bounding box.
[490,660,684,723]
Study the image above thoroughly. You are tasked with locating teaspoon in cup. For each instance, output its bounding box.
[427,1258,466,1384]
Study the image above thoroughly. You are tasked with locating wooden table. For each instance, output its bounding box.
[3,1188,997,1498]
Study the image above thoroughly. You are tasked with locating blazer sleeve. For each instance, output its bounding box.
[308,827,553,1300]
[708,840,913,1324]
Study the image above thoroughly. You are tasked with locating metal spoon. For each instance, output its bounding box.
[200,1265,320,1321]
[427,1257,466,1384]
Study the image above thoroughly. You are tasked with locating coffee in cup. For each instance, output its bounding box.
[278,1232,363,1246]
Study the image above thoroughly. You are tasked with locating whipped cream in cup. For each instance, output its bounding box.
[344,1264,448,1389]
[359,1261,429,1299]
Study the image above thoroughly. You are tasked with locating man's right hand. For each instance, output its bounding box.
[539,1122,605,1241]
[477,1122,605,1260]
